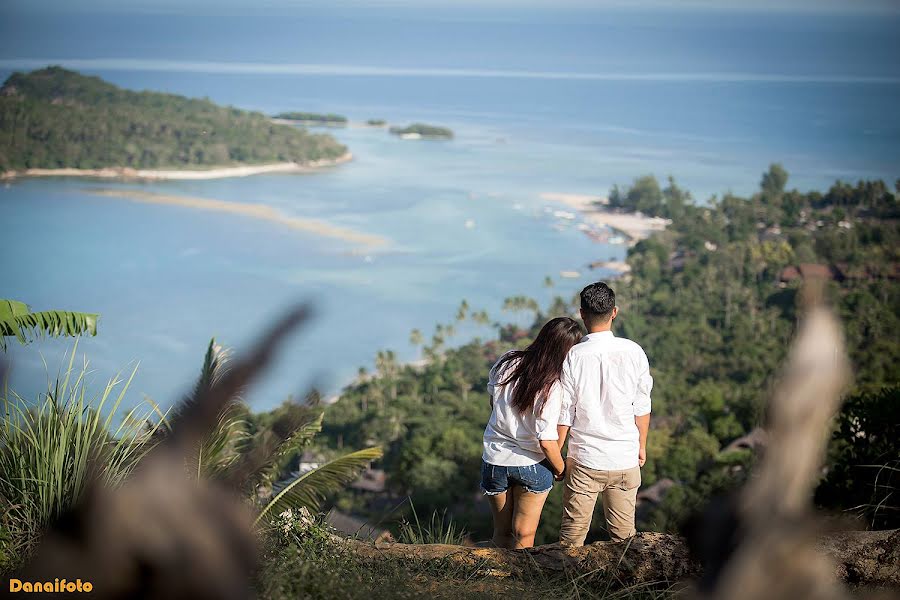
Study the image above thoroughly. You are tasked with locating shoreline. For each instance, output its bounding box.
[0,152,353,181]
[540,191,670,277]
[539,191,670,245]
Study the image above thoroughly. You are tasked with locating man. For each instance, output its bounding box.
[557,281,652,545]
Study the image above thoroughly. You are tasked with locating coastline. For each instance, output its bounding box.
[539,191,670,244]
[540,191,669,278]
[85,187,389,249]
[0,152,353,181]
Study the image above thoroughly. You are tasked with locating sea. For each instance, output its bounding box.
[1,3,899,412]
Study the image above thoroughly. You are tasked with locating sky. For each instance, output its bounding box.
[5,0,900,15]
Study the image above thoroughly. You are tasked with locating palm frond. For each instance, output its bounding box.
[198,402,251,479]
[192,339,250,478]
[253,410,325,487]
[0,299,98,350]
[255,447,382,525]
[161,338,250,478]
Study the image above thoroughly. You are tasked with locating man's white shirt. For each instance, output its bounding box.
[559,331,652,471]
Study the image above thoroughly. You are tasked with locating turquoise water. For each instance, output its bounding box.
[2,4,899,410]
[2,126,610,408]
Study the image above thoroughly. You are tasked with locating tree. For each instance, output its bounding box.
[354,367,371,413]
[816,386,900,529]
[627,175,664,215]
[375,350,399,403]
[472,310,491,325]
[409,328,424,357]
[456,300,469,322]
[502,296,539,318]
[662,176,691,219]
[760,163,789,202]
[163,337,383,525]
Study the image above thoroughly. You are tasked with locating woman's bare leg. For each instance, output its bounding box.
[510,485,550,548]
[486,490,515,548]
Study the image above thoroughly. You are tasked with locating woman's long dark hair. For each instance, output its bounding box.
[495,317,583,415]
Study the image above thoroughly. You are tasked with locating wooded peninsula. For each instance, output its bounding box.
[0,67,347,171]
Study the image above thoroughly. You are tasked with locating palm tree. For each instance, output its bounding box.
[543,276,555,305]
[409,328,424,358]
[471,310,491,325]
[502,295,540,321]
[426,325,446,362]
[375,350,399,402]
[456,299,469,322]
[160,338,383,526]
[450,369,470,403]
[0,298,98,351]
[252,426,380,525]
[356,367,370,412]
[161,339,249,479]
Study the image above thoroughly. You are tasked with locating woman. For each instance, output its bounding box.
[481,316,583,548]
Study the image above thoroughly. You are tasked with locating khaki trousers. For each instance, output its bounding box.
[559,458,641,546]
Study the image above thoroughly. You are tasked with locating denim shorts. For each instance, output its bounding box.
[481,459,554,495]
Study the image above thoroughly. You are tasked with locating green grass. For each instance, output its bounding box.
[0,341,163,570]
[396,503,467,545]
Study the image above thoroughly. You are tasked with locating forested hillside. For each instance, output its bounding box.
[256,167,899,544]
[0,67,347,170]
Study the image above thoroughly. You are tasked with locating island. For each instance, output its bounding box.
[0,67,348,176]
[365,119,386,127]
[388,123,453,140]
[272,112,348,126]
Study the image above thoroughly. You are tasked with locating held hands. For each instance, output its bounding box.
[638,446,646,467]
[554,468,566,482]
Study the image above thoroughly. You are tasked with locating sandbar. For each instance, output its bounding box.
[85,187,389,249]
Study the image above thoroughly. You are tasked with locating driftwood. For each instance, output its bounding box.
[330,529,899,589]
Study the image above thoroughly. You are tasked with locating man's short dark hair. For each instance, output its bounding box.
[580,282,616,322]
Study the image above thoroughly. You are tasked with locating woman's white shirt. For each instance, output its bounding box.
[482,352,562,466]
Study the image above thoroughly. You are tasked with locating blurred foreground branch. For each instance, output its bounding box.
[17,305,312,600]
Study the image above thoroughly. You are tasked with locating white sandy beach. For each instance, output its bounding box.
[86,187,389,249]
[1,152,353,181]
[540,191,670,243]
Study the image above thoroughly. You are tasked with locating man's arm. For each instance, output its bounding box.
[634,413,650,467]
[556,425,570,450]
[633,349,653,468]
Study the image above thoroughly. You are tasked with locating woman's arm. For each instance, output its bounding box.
[539,440,566,478]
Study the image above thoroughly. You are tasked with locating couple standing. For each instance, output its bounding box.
[481,281,652,548]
